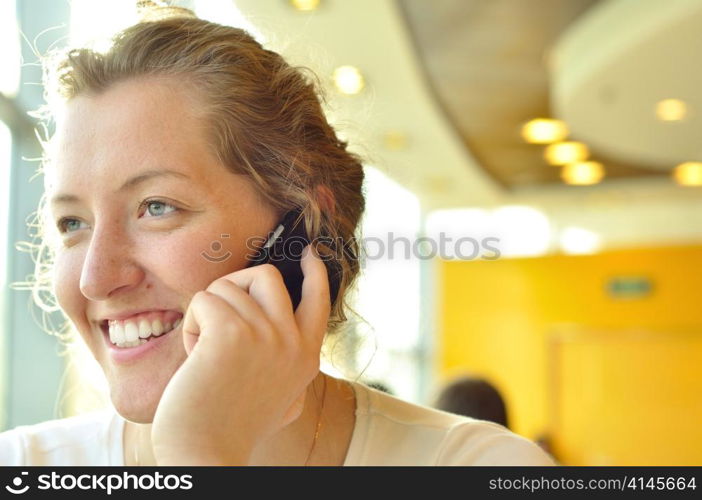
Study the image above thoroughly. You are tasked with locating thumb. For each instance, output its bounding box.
[183,329,198,355]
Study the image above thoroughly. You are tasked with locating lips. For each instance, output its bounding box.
[100,317,184,364]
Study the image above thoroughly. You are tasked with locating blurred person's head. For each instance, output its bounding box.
[435,376,509,428]
[27,6,365,423]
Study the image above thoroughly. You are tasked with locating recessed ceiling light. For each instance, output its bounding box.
[521,118,568,144]
[544,141,589,165]
[289,0,320,11]
[333,65,364,95]
[561,161,604,185]
[656,99,687,121]
[673,162,702,186]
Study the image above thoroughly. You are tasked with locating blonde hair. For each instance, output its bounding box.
[20,4,365,341]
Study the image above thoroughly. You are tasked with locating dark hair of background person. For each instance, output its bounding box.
[434,377,509,428]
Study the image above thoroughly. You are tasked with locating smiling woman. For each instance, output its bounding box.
[0,3,554,466]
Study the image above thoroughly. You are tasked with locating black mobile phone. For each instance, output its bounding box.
[246,209,342,311]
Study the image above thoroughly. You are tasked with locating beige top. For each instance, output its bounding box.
[0,381,555,466]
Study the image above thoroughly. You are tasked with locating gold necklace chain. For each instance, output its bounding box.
[304,375,327,466]
[133,376,328,466]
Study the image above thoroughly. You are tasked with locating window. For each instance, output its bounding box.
[0,119,12,429]
[342,166,422,401]
[0,0,20,97]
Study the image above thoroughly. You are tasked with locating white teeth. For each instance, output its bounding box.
[111,323,126,344]
[120,339,147,348]
[138,319,151,339]
[125,322,139,342]
[108,316,181,347]
[151,319,164,337]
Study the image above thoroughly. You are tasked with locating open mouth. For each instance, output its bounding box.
[100,316,183,349]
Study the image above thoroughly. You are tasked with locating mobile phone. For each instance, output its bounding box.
[246,209,342,311]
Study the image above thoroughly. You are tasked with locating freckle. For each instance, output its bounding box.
[146,283,152,289]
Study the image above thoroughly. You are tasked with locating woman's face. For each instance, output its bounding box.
[47,77,278,423]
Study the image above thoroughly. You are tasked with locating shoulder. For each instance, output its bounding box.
[436,419,556,465]
[347,382,555,466]
[0,408,122,466]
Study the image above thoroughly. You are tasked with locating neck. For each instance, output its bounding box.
[123,372,356,466]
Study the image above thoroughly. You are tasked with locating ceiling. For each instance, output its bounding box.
[397,0,672,188]
[227,0,702,216]
[550,0,702,170]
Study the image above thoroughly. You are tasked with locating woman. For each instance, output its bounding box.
[0,5,554,466]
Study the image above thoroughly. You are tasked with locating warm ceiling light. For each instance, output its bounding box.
[521,118,568,144]
[289,0,320,11]
[656,99,687,121]
[561,161,604,185]
[333,65,364,95]
[673,162,702,186]
[544,141,589,165]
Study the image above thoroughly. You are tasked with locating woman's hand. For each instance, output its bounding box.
[150,244,331,465]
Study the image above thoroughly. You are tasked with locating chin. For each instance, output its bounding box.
[111,381,162,423]
[108,361,182,424]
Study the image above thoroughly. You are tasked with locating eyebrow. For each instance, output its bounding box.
[50,169,191,206]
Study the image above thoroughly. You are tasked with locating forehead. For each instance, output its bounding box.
[49,77,211,185]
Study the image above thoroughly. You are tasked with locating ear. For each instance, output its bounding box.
[316,184,336,216]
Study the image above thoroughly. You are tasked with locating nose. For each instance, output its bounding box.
[79,222,145,301]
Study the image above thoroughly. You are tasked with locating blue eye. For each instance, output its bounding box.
[55,199,180,234]
[56,218,87,234]
[141,199,178,218]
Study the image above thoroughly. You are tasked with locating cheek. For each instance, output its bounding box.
[52,249,86,325]
[141,229,251,295]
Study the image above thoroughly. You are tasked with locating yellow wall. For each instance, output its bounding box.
[436,244,702,465]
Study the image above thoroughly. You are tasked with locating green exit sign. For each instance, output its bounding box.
[606,276,653,298]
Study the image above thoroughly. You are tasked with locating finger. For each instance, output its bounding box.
[295,244,331,349]
[205,278,277,339]
[219,263,297,339]
[281,391,306,428]
[181,290,250,354]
